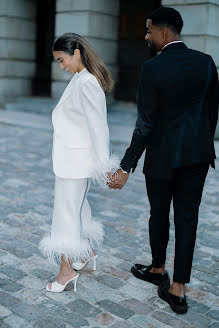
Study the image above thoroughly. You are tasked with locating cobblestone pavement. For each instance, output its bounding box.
[0,103,219,328]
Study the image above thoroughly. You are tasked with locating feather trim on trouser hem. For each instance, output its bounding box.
[39,234,93,266]
[39,220,104,265]
[82,220,104,250]
[92,153,120,186]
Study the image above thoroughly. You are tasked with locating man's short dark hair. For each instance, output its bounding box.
[148,6,183,35]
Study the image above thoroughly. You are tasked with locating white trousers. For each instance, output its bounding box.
[39,177,104,264]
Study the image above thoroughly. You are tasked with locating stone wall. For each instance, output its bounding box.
[0,0,36,103]
[52,0,119,101]
[162,0,219,137]
[162,0,219,70]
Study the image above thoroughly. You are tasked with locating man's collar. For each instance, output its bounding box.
[162,41,183,51]
[161,41,187,52]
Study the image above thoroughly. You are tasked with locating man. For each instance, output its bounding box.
[109,6,219,314]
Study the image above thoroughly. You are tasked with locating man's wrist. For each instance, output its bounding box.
[121,168,128,174]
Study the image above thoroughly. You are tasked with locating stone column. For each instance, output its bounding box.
[52,0,119,102]
[162,0,219,137]
[0,0,36,104]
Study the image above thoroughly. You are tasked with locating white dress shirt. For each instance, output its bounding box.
[162,40,183,51]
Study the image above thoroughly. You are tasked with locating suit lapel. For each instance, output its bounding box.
[55,68,88,108]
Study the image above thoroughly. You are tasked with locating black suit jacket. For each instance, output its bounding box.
[120,42,219,179]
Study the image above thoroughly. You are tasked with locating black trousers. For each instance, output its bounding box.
[145,163,209,284]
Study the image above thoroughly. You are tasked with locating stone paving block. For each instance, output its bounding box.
[199,239,219,250]
[120,298,154,316]
[38,298,68,315]
[127,314,149,328]
[186,298,210,314]
[27,245,42,256]
[175,309,212,328]
[103,237,122,248]
[0,291,66,328]
[66,299,101,318]
[102,266,130,280]
[0,265,26,280]
[0,254,21,268]
[152,311,194,328]
[211,262,219,271]
[15,288,47,306]
[11,248,32,259]
[212,256,219,263]
[95,312,115,326]
[4,314,34,328]
[0,278,23,292]
[0,319,10,328]
[30,268,53,280]
[206,310,219,321]
[128,314,173,328]
[208,323,219,328]
[60,312,89,327]
[0,250,7,257]
[0,305,11,319]
[199,285,219,297]
[118,282,156,302]
[96,299,135,320]
[146,296,168,311]
[73,279,125,304]
[114,250,138,262]
[110,321,134,328]
[18,275,45,291]
[117,261,133,272]
[95,274,125,289]
[45,289,79,305]
[186,286,207,301]
[193,264,218,276]
[194,272,219,286]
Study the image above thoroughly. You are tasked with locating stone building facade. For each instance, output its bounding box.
[1,0,219,105]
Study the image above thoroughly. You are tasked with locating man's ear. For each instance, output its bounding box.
[74,49,81,60]
[161,26,168,39]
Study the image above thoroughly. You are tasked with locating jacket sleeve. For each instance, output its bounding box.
[80,76,119,183]
[120,61,159,173]
[208,56,219,138]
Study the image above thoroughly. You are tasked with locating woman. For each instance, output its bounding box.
[39,33,119,293]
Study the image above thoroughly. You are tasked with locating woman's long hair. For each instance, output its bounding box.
[53,33,114,94]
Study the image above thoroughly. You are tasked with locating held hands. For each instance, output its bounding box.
[107,169,129,190]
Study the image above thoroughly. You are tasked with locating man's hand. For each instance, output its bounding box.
[107,169,129,189]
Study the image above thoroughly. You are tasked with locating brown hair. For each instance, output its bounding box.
[53,33,114,93]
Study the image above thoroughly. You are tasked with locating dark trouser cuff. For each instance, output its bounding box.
[173,274,190,284]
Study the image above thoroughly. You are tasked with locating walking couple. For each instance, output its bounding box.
[39,7,219,314]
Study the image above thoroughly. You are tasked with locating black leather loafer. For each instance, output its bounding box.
[131,264,170,287]
[158,283,188,314]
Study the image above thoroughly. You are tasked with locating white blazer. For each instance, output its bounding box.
[52,68,119,181]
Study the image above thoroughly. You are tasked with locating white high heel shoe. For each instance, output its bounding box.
[72,255,98,271]
[46,273,79,293]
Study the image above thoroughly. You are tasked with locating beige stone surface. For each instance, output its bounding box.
[162,0,219,5]
[0,0,36,18]
[56,0,119,15]
[86,38,118,64]
[0,61,35,78]
[55,12,119,40]
[55,12,90,37]
[0,17,36,40]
